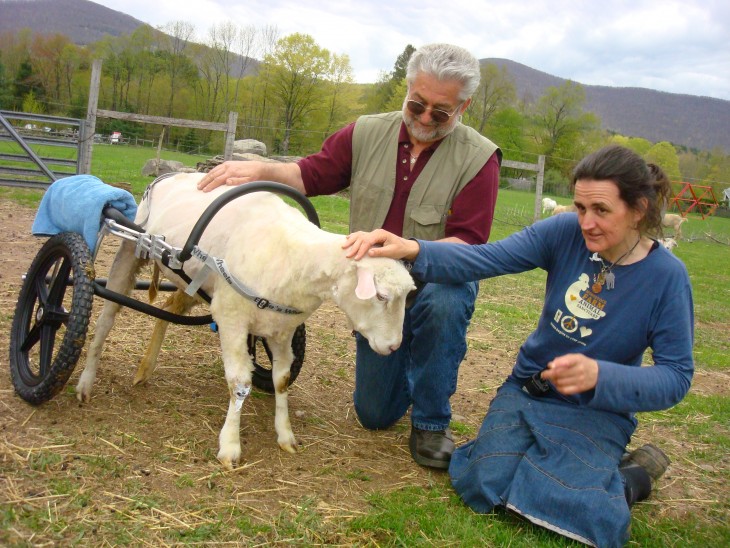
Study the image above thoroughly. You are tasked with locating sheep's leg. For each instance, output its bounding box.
[76,241,142,402]
[214,316,253,470]
[266,335,297,453]
[133,289,196,385]
[268,335,298,453]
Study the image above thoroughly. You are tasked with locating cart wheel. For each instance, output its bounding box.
[9,232,94,404]
[249,324,306,393]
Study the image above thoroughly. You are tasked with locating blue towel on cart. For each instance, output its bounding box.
[32,175,138,254]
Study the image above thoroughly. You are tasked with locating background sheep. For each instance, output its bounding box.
[660,237,678,251]
[551,204,578,215]
[542,197,558,214]
[662,213,687,239]
[75,173,415,469]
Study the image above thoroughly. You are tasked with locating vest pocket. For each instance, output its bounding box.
[408,205,447,240]
[410,205,444,226]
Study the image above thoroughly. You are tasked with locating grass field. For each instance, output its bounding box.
[1,144,728,546]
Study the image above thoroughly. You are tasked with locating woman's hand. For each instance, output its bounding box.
[541,353,599,395]
[343,229,420,261]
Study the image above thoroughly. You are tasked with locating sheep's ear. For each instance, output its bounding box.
[355,265,376,300]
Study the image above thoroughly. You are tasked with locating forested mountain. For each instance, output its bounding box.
[2,0,729,152]
[485,59,730,153]
[0,0,143,44]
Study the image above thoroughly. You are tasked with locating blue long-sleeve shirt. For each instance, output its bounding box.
[411,213,694,418]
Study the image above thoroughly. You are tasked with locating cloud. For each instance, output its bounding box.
[94,0,730,100]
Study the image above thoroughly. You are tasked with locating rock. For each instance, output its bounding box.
[231,152,278,163]
[232,139,267,156]
[141,159,185,176]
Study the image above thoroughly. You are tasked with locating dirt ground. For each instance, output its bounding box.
[0,197,727,544]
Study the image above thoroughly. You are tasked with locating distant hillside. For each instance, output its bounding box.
[485,58,730,153]
[0,0,144,44]
[1,1,728,152]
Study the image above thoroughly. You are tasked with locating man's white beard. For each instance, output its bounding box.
[402,109,457,143]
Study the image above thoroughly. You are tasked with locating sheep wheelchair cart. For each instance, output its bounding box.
[9,180,320,405]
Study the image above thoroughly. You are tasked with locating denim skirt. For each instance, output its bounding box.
[449,380,636,547]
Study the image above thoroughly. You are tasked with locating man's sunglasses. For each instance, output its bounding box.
[406,99,461,124]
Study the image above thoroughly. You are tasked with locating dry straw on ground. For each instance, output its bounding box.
[0,197,726,545]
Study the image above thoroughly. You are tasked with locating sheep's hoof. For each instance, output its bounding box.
[217,451,240,470]
[133,361,155,385]
[132,370,150,386]
[75,382,92,403]
[278,435,298,454]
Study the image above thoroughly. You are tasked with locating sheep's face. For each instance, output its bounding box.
[333,259,415,355]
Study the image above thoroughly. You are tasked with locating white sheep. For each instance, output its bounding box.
[660,237,678,251]
[542,197,558,214]
[662,213,687,239]
[551,204,577,215]
[75,172,415,469]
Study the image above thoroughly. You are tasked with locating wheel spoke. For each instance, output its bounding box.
[33,272,50,306]
[47,257,71,304]
[38,323,57,377]
[20,318,42,352]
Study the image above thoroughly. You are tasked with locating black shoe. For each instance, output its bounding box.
[409,427,454,469]
[620,444,670,482]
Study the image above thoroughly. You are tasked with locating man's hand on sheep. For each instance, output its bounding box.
[344,229,421,261]
[541,353,599,395]
[197,160,306,194]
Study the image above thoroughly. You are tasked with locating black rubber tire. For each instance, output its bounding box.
[249,323,306,393]
[9,232,94,404]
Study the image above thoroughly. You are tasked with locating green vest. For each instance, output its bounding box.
[349,111,500,240]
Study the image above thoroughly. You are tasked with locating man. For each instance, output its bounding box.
[198,43,502,469]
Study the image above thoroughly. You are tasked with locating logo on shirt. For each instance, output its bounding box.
[552,273,607,341]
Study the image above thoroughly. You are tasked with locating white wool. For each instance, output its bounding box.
[541,197,558,213]
[76,172,415,469]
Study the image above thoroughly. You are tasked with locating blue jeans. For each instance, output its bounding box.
[353,281,478,431]
[449,380,636,547]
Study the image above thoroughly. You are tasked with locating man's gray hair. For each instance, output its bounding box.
[406,43,481,100]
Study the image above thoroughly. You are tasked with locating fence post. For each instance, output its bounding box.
[80,59,102,174]
[223,111,238,160]
[533,155,546,222]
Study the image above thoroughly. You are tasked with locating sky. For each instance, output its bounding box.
[93,0,730,101]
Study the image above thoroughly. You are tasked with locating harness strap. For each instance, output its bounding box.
[185,246,302,315]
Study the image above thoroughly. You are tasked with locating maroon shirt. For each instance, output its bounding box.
[298,121,500,244]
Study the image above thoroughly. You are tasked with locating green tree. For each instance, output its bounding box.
[611,135,653,156]
[645,141,681,182]
[22,89,44,113]
[30,33,76,110]
[529,81,600,175]
[0,57,15,108]
[125,26,165,115]
[463,63,516,134]
[263,33,331,155]
[362,44,414,113]
[322,52,356,136]
[486,107,528,159]
[393,44,416,81]
[383,79,407,112]
[245,24,279,145]
[160,20,195,117]
[13,59,43,104]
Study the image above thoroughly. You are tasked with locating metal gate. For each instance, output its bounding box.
[0,110,85,189]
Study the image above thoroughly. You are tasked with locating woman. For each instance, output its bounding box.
[344,145,694,547]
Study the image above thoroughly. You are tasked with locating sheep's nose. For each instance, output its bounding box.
[389,342,401,353]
